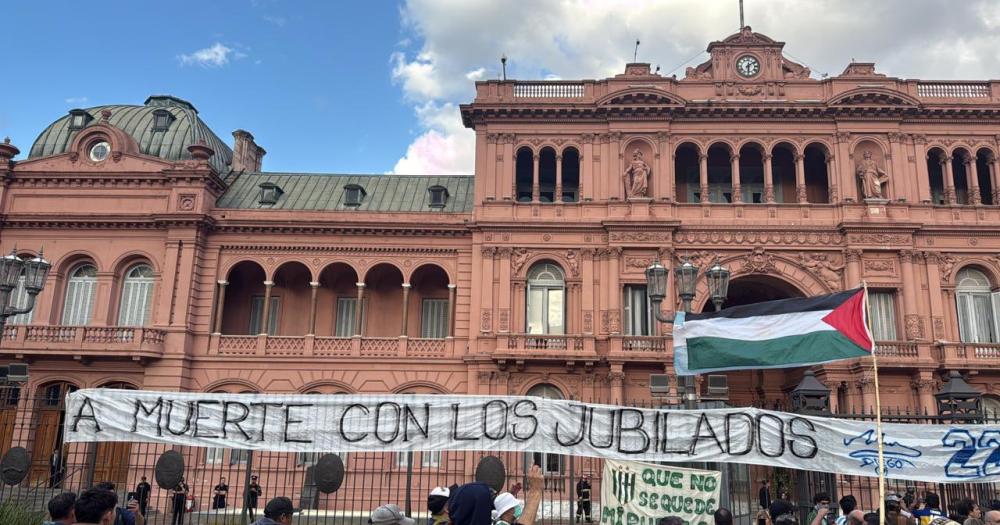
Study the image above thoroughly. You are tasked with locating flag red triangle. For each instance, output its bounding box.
[821,290,873,352]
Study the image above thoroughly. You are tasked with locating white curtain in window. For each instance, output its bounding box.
[205,448,224,464]
[249,296,280,335]
[421,298,449,338]
[8,276,34,325]
[526,264,565,334]
[118,265,154,327]
[623,285,652,336]
[868,291,897,340]
[62,265,98,326]
[955,268,998,343]
[335,297,366,336]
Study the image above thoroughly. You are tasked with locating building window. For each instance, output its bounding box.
[623,285,653,336]
[955,268,999,343]
[335,297,366,336]
[67,109,91,130]
[205,447,224,464]
[868,291,897,340]
[118,264,154,327]
[152,109,174,132]
[526,263,565,334]
[62,264,98,326]
[258,182,284,206]
[526,384,563,474]
[421,299,449,338]
[343,184,366,207]
[89,141,111,162]
[249,296,280,335]
[428,186,449,208]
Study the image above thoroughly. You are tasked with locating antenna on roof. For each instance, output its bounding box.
[501,54,508,81]
[739,0,745,28]
[633,39,641,62]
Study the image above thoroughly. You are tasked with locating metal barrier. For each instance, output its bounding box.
[0,389,997,525]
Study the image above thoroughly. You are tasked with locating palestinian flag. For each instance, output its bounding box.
[673,288,874,375]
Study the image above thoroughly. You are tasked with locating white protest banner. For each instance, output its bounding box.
[64,389,1000,483]
[602,460,720,525]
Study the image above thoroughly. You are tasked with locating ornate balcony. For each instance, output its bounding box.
[492,334,597,370]
[936,342,1000,369]
[0,325,167,360]
[608,335,672,362]
[210,334,458,359]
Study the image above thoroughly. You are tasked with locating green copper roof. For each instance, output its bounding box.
[217,172,474,213]
[29,95,233,175]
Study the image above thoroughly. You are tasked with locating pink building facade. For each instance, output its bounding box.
[2,27,1000,507]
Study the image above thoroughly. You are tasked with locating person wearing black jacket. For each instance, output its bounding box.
[170,478,189,525]
[212,477,229,509]
[245,475,263,520]
[576,475,593,523]
[759,480,772,510]
[134,477,151,517]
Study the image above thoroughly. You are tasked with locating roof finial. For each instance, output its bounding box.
[100,109,112,122]
[2,137,9,145]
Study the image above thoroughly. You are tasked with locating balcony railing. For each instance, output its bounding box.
[211,334,457,358]
[514,82,585,98]
[874,341,919,358]
[621,336,668,353]
[0,325,167,356]
[917,82,990,98]
[937,342,1000,362]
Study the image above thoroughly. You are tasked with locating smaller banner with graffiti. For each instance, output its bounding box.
[602,459,721,525]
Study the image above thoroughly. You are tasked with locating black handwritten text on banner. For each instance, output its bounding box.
[63,390,1000,483]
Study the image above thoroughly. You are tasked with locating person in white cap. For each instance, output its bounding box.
[494,468,543,525]
[370,504,416,525]
[428,487,451,525]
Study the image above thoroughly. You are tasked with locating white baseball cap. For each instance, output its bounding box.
[430,487,450,498]
[494,492,523,518]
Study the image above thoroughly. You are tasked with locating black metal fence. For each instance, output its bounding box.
[0,388,997,525]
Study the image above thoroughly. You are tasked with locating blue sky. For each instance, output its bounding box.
[3,1,999,175]
[1,1,416,173]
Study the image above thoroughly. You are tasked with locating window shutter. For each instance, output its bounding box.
[869,292,897,340]
[119,278,154,327]
[971,293,993,343]
[956,293,972,343]
[249,296,264,334]
[63,274,97,326]
[336,297,356,336]
[268,297,280,335]
[991,291,1000,343]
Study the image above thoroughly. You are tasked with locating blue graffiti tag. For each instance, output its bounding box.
[942,429,1000,479]
[843,429,922,474]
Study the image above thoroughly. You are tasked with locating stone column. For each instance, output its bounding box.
[532,153,540,202]
[943,157,957,204]
[826,155,839,203]
[259,280,274,335]
[763,154,775,203]
[795,153,807,203]
[991,154,1000,204]
[448,284,457,337]
[899,251,923,341]
[609,365,625,404]
[967,155,981,205]
[212,280,228,334]
[400,283,411,336]
[657,132,672,200]
[731,154,742,203]
[912,373,938,416]
[354,282,365,336]
[844,249,862,289]
[699,153,710,204]
[555,154,563,203]
[913,136,932,203]
[308,281,320,336]
[922,252,945,341]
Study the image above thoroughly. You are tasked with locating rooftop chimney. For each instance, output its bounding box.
[232,129,266,173]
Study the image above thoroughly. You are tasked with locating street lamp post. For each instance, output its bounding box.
[0,249,51,337]
[645,256,731,409]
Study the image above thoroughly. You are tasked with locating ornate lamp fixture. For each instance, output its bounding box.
[0,249,51,334]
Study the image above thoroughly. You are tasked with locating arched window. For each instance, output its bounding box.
[955,268,999,343]
[515,148,534,202]
[983,395,1000,418]
[118,264,154,327]
[527,383,563,474]
[526,263,565,334]
[62,264,98,326]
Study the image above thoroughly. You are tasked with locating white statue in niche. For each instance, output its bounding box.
[624,149,650,199]
[856,150,889,200]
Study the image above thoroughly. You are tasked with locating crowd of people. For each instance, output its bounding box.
[38,467,1000,525]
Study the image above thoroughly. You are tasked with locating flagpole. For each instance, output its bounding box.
[862,282,888,525]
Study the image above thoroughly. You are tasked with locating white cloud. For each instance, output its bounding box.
[390,0,1000,175]
[178,43,242,68]
[64,96,88,105]
[261,15,287,27]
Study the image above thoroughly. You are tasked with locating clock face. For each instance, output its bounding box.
[736,55,760,77]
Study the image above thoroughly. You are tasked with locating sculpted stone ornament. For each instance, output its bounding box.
[799,253,844,291]
[856,151,889,199]
[314,453,346,494]
[623,149,650,199]
[0,447,29,486]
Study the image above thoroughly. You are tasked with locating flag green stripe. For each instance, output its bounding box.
[687,330,869,371]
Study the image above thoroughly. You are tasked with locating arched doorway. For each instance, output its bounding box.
[701,274,804,312]
[30,381,78,486]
